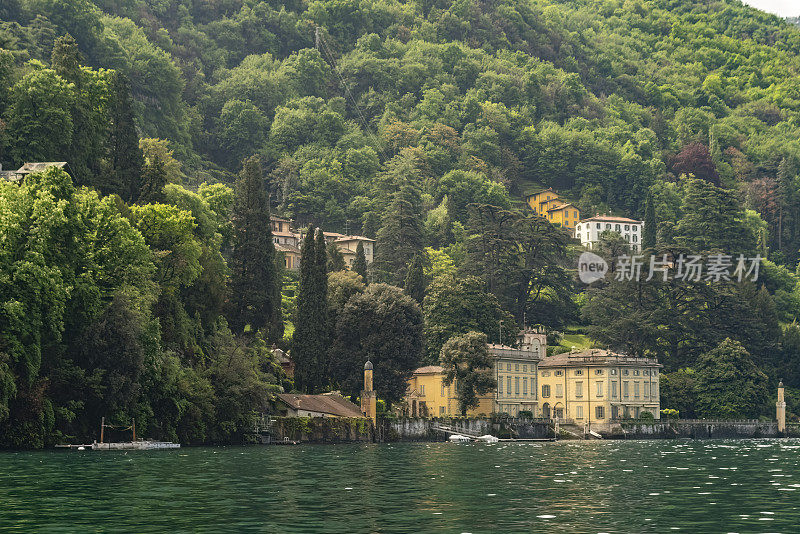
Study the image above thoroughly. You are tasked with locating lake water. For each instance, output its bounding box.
[1,439,799,532]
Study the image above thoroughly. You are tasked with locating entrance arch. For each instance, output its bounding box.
[542,403,551,419]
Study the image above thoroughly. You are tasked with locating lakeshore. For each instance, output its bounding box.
[2,440,799,532]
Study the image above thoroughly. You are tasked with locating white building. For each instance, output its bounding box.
[576,215,643,252]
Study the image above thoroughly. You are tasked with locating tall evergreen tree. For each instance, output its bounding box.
[228,156,282,339]
[326,240,346,272]
[404,253,426,304]
[353,241,368,282]
[642,190,656,250]
[137,156,167,204]
[105,72,143,201]
[374,183,424,285]
[293,227,329,392]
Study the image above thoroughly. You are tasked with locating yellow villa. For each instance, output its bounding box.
[525,188,580,232]
[404,329,547,417]
[538,349,662,431]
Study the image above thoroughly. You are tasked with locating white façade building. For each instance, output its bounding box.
[576,215,643,252]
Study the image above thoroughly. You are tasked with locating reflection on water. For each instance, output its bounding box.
[1,439,799,532]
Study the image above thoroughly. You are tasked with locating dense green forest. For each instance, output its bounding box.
[3,0,800,447]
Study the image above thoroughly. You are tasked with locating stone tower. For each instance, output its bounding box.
[777,380,786,435]
[361,361,376,423]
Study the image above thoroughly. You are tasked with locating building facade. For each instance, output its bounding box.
[271,216,373,270]
[525,188,581,233]
[576,215,643,252]
[538,349,661,431]
[404,329,547,417]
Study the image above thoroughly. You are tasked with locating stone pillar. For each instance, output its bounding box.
[777,380,786,435]
[361,361,376,423]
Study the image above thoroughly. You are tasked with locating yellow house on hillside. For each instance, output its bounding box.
[525,188,580,233]
[538,349,661,431]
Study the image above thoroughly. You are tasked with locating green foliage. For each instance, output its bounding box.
[330,284,422,405]
[695,338,769,419]
[439,331,496,416]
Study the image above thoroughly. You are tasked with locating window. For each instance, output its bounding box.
[595,369,603,375]
[541,371,551,377]
[623,370,629,376]
[574,211,578,218]
[498,378,503,395]
[606,223,611,230]
[442,385,446,397]
[507,363,511,371]
[575,370,583,376]
[515,364,519,371]
[523,377,528,395]
[615,224,621,232]
[523,365,527,372]
[624,224,629,231]
[507,376,512,395]
[633,234,638,242]
[634,382,640,398]
[555,384,563,397]
[634,370,640,376]
[644,370,650,376]
[611,381,618,398]
[542,385,551,398]
[596,406,605,419]
[421,385,425,395]
[576,405,584,419]
[575,381,583,398]
[623,381,630,398]
[555,370,564,376]
[644,382,650,398]
[596,223,601,229]
[440,406,446,416]
[596,381,604,397]
[515,377,520,395]
[611,369,617,375]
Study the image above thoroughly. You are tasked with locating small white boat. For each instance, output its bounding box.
[476,434,499,443]
[448,434,471,443]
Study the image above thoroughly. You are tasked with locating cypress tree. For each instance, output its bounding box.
[642,191,656,250]
[293,227,330,392]
[353,241,368,283]
[375,183,424,285]
[404,253,426,304]
[228,156,282,339]
[106,72,144,201]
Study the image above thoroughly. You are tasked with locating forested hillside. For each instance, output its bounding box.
[3,0,800,446]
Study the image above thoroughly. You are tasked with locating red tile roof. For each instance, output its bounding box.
[276,393,364,417]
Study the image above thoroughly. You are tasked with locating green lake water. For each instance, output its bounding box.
[1,439,799,533]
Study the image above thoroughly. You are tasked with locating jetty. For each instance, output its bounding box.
[56,417,179,451]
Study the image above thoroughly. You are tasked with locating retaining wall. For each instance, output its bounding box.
[386,417,553,441]
[269,417,374,443]
[615,419,785,439]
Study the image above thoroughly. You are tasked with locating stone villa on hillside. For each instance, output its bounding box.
[405,332,661,429]
[270,215,374,271]
[576,214,643,252]
[1,162,67,184]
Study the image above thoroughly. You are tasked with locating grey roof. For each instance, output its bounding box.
[539,349,661,368]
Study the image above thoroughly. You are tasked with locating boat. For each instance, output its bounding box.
[475,434,500,443]
[448,434,471,443]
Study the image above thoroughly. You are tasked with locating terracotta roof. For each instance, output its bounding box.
[539,349,661,368]
[276,393,363,417]
[580,215,642,224]
[525,187,556,199]
[413,365,445,374]
[272,230,299,238]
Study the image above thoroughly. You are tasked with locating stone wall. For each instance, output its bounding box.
[386,417,553,441]
[268,417,374,443]
[615,419,781,439]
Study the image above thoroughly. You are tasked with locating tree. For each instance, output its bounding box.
[672,143,720,186]
[404,253,427,304]
[439,331,496,416]
[659,368,698,419]
[326,240,346,272]
[293,228,328,392]
[374,183,424,285]
[695,338,769,419]
[228,156,282,340]
[423,275,516,363]
[138,153,167,204]
[352,241,368,281]
[330,284,422,405]
[642,191,656,250]
[105,72,144,202]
